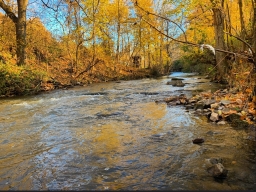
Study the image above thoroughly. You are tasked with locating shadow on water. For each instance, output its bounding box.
[0,72,255,190]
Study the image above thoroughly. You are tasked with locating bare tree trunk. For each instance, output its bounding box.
[225,2,233,50]
[116,0,120,66]
[212,6,227,81]
[238,0,248,51]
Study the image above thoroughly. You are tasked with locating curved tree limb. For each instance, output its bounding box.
[0,0,18,23]
[141,17,252,59]
[224,31,254,55]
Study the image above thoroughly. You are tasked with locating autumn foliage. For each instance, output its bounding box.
[0,0,255,97]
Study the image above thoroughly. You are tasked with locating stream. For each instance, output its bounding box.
[0,72,255,190]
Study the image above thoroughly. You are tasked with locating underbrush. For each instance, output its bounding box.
[0,62,45,96]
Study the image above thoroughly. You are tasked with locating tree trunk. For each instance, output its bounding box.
[253,2,256,72]
[0,0,28,66]
[116,0,120,65]
[238,0,248,51]
[212,6,227,82]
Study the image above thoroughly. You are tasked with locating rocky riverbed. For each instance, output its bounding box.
[159,84,256,131]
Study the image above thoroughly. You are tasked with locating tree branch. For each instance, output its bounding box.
[141,17,252,59]
[0,0,18,23]
[133,1,252,61]
[134,2,187,42]
[41,0,58,12]
[224,31,254,54]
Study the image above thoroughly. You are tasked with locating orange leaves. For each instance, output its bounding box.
[248,108,255,115]
[243,71,250,75]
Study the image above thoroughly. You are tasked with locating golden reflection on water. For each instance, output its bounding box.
[93,123,121,153]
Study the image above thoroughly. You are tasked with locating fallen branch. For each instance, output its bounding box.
[75,58,103,79]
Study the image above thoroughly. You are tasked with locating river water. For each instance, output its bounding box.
[0,72,255,190]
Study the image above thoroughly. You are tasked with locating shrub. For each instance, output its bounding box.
[0,62,45,96]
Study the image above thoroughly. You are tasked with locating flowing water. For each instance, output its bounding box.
[0,72,255,190]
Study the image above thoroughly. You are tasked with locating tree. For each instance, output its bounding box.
[0,0,29,66]
[211,0,227,82]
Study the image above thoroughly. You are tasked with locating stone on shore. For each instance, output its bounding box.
[210,112,219,122]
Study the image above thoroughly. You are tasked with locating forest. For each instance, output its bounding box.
[0,0,255,98]
[1,1,256,189]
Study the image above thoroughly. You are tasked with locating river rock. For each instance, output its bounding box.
[171,77,184,80]
[210,103,219,109]
[217,121,226,125]
[179,98,187,104]
[192,138,204,144]
[166,79,185,87]
[210,112,219,122]
[207,163,228,178]
[185,105,194,110]
[194,102,205,110]
[209,157,223,164]
[220,100,231,106]
[204,99,216,108]
[188,99,197,103]
[164,96,177,103]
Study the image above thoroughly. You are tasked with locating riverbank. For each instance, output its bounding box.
[39,67,155,93]
[0,61,165,98]
[160,80,256,141]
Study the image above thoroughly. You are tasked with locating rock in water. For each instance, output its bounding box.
[192,138,204,144]
[207,163,228,178]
